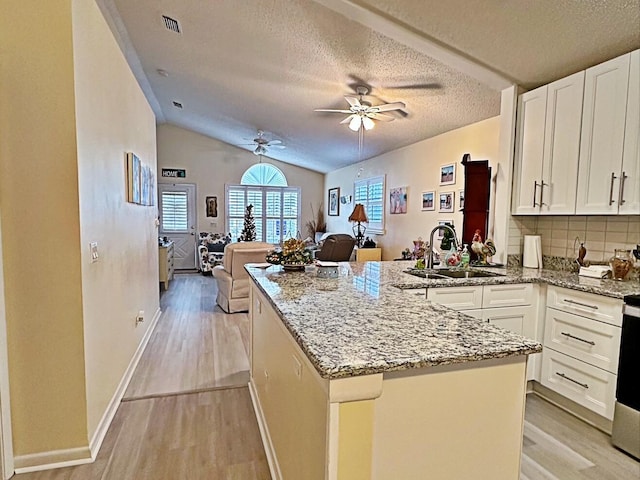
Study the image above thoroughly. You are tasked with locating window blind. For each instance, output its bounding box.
[354,175,385,234]
[160,191,188,231]
[226,185,301,243]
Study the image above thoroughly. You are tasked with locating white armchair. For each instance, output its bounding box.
[212,241,273,313]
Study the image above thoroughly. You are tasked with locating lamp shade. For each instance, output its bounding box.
[348,203,368,223]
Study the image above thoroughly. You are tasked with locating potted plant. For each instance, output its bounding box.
[266,238,314,271]
[306,203,326,243]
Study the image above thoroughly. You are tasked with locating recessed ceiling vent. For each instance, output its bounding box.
[172,101,183,109]
[162,15,181,34]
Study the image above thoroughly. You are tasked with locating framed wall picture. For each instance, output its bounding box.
[389,186,408,214]
[459,189,465,211]
[328,187,340,216]
[421,191,435,211]
[126,152,141,204]
[440,163,456,185]
[439,191,454,213]
[206,196,218,217]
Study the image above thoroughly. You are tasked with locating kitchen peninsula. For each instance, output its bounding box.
[247,261,542,480]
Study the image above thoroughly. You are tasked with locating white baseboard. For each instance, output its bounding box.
[14,447,93,474]
[14,307,162,474]
[248,379,281,480]
[89,307,162,456]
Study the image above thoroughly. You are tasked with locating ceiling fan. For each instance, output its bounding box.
[315,86,406,132]
[238,130,285,155]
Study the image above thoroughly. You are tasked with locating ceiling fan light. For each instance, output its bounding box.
[348,115,362,132]
[362,116,375,130]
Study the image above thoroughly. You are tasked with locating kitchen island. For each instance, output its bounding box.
[247,261,542,480]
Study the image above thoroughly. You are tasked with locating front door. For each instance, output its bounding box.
[158,183,197,270]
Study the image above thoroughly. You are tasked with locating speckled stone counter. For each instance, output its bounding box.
[386,260,640,299]
[247,262,542,380]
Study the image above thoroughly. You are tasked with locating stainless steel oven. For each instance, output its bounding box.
[611,294,640,459]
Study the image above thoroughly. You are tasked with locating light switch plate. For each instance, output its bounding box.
[90,242,99,263]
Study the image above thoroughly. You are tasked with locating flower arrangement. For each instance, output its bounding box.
[266,238,314,267]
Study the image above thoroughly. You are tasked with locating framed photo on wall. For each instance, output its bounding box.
[421,191,435,211]
[440,163,456,185]
[439,191,454,213]
[328,187,340,216]
[389,186,408,214]
[459,189,465,211]
[206,196,218,217]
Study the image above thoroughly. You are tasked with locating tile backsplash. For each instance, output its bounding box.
[508,215,640,264]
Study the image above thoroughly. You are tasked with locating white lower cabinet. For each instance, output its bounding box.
[541,286,623,420]
[540,348,617,420]
[427,283,540,381]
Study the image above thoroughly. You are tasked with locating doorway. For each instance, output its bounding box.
[158,183,197,270]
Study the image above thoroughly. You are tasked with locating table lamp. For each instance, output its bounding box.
[348,203,368,248]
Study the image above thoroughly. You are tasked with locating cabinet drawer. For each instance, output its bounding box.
[543,308,621,373]
[427,286,483,311]
[482,283,533,308]
[540,349,616,419]
[547,286,622,326]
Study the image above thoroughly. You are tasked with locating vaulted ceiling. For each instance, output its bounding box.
[98,0,640,173]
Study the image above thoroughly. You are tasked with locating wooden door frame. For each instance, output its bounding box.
[0,214,14,479]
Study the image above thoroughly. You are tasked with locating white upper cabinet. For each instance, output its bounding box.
[620,49,640,214]
[576,51,639,214]
[512,72,584,214]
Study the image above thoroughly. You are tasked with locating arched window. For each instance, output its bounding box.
[227,164,300,243]
[240,163,288,186]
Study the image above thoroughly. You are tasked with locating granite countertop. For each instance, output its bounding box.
[386,260,640,299]
[248,262,543,380]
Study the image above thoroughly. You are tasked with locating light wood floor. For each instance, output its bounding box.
[522,394,639,480]
[124,274,250,400]
[12,273,639,479]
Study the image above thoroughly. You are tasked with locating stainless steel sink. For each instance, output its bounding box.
[433,269,504,279]
[405,268,504,279]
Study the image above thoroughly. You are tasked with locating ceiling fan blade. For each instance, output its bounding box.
[340,114,357,125]
[373,102,406,112]
[389,83,442,90]
[315,108,353,114]
[266,139,282,145]
[268,145,286,149]
[344,96,361,108]
[367,112,395,122]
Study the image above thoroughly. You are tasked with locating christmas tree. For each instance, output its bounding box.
[239,204,257,241]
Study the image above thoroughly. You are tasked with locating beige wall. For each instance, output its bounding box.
[324,117,501,260]
[156,124,324,237]
[0,0,159,462]
[72,0,159,442]
[0,0,88,455]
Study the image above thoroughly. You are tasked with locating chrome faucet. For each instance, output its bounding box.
[427,224,459,269]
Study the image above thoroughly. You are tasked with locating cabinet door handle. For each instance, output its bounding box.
[563,298,598,310]
[561,331,596,345]
[533,181,540,207]
[619,171,627,206]
[609,172,617,205]
[540,181,547,206]
[555,372,589,389]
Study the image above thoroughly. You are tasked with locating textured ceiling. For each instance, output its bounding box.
[98,0,640,173]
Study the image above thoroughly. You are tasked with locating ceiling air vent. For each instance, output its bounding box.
[162,15,181,34]
[172,101,183,109]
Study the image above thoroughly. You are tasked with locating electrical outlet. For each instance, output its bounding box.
[135,310,144,326]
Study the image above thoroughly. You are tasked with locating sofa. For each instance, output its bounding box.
[198,232,231,274]
[315,234,356,262]
[212,241,273,313]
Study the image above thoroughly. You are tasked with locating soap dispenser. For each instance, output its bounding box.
[461,244,470,267]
